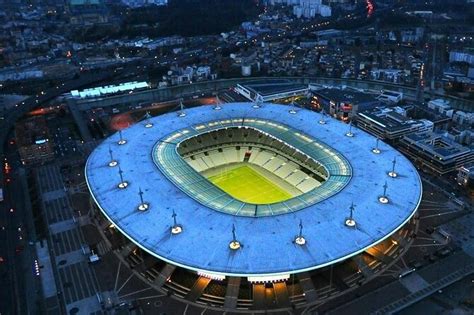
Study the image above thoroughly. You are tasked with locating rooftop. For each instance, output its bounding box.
[314,88,379,104]
[85,103,422,277]
[238,80,308,97]
[358,107,433,132]
[404,132,472,160]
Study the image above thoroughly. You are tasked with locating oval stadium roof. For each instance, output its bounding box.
[85,103,422,277]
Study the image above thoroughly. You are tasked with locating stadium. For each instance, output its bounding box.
[85,102,422,312]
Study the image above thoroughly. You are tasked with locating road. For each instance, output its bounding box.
[0,62,150,315]
[0,132,42,314]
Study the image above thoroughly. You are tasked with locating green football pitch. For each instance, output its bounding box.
[207,165,293,204]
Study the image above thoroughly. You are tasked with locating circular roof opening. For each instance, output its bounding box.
[154,121,352,216]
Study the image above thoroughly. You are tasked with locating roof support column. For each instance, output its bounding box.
[186,276,212,302]
[297,272,318,302]
[153,263,176,288]
[352,255,374,278]
[224,276,241,309]
[117,243,135,257]
[273,282,290,307]
[365,247,394,264]
[252,284,266,309]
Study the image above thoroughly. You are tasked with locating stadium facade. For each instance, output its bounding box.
[86,103,422,312]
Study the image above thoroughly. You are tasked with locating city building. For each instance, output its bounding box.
[235,80,309,102]
[0,68,43,82]
[452,110,474,127]
[265,0,331,18]
[449,51,474,65]
[377,90,404,103]
[399,132,474,175]
[68,0,108,25]
[311,87,380,121]
[357,107,434,141]
[70,81,150,99]
[456,165,474,188]
[15,116,55,165]
[428,99,452,114]
[121,0,168,8]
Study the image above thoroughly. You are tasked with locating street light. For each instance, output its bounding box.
[229,224,241,250]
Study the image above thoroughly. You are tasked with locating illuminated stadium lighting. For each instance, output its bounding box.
[137,188,149,211]
[229,224,241,250]
[178,99,186,117]
[248,274,290,283]
[388,157,398,178]
[319,110,327,124]
[295,236,306,245]
[171,225,183,235]
[197,270,226,281]
[372,148,381,154]
[372,138,381,154]
[118,181,128,189]
[118,130,127,145]
[379,181,389,204]
[289,99,298,114]
[108,147,118,167]
[345,219,356,227]
[171,210,183,234]
[138,203,149,211]
[229,240,241,250]
[252,96,263,109]
[345,202,356,227]
[117,166,128,189]
[144,111,153,128]
[295,219,306,245]
[345,122,354,137]
[214,95,223,110]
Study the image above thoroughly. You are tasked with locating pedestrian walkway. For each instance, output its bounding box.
[36,242,57,298]
[37,164,102,314]
[326,251,474,315]
[371,262,474,314]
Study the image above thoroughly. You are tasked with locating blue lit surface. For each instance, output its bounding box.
[85,103,422,276]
